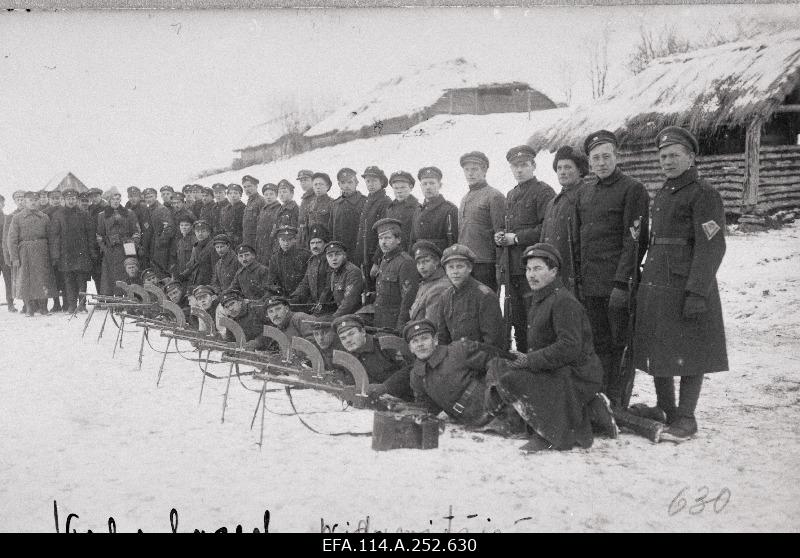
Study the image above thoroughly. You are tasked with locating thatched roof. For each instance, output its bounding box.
[529,32,800,151]
[305,57,543,137]
[43,171,88,193]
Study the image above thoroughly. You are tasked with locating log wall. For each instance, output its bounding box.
[618,144,800,216]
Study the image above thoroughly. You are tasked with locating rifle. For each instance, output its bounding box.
[619,216,643,410]
[566,215,582,301]
[360,214,371,305]
[446,213,454,247]
[501,214,513,350]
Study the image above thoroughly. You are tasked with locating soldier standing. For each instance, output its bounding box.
[126,186,152,270]
[178,220,218,290]
[409,166,458,253]
[265,225,311,297]
[210,183,229,235]
[87,187,106,294]
[143,187,176,278]
[198,186,216,224]
[255,183,282,264]
[172,213,195,279]
[219,183,245,247]
[276,179,300,230]
[330,168,365,254]
[385,171,421,253]
[44,190,65,312]
[372,218,420,332]
[354,166,391,288]
[296,169,315,247]
[632,127,728,443]
[436,244,504,349]
[306,172,334,233]
[1,191,24,312]
[0,194,15,311]
[540,146,589,292]
[457,151,505,292]
[159,185,174,209]
[97,191,141,295]
[576,130,650,406]
[496,145,555,352]
[241,175,265,249]
[6,192,56,316]
[47,188,97,313]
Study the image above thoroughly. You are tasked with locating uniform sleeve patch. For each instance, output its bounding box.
[702,220,721,240]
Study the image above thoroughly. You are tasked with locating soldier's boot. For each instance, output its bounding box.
[661,375,703,443]
[653,376,679,425]
[24,299,35,317]
[77,294,87,313]
[661,416,698,443]
[628,404,669,424]
[51,297,62,313]
[7,300,17,312]
[588,392,619,438]
[38,298,50,315]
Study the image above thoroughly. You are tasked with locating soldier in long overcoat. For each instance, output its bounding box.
[330,168,365,255]
[266,225,311,297]
[633,127,728,443]
[354,166,391,285]
[384,171,421,254]
[255,183,282,264]
[241,175,265,249]
[219,183,245,247]
[306,173,334,233]
[6,191,57,314]
[576,130,650,405]
[0,191,24,311]
[276,180,300,232]
[48,189,97,312]
[296,169,315,247]
[143,188,175,278]
[97,193,140,295]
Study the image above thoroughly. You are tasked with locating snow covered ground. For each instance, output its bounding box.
[1,223,798,533]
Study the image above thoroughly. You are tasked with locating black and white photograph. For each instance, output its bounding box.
[1,2,799,534]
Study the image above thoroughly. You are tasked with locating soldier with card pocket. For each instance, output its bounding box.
[632,126,728,443]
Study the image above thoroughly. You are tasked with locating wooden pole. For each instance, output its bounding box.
[527,90,531,120]
[449,91,453,115]
[743,118,763,213]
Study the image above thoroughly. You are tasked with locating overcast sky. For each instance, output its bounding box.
[1,4,798,198]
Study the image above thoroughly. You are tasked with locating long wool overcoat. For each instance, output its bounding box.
[6,208,57,299]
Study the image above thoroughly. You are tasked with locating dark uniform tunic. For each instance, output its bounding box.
[255,200,282,264]
[330,261,364,318]
[297,189,315,248]
[199,200,216,226]
[458,180,505,291]
[289,253,332,306]
[436,275,503,349]
[126,200,152,269]
[270,310,316,341]
[330,191,365,254]
[224,302,269,345]
[408,267,450,322]
[374,247,419,331]
[634,166,728,377]
[409,194,459,253]
[501,177,556,352]
[242,193,266,249]
[7,208,57,300]
[383,194,421,254]
[173,233,194,278]
[230,261,271,301]
[211,249,239,294]
[265,245,311,297]
[147,201,176,277]
[276,200,299,231]
[48,206,97,286]
[211,199,230,235]
[219,200,245,247]
[348,334,412,400]
[306,193,333,236]
[97,206,141,295]
[354,189,391,270]
[181,236,218,289]
[411,341,501,426]
[496,277,603,450]
[540,181,583,292]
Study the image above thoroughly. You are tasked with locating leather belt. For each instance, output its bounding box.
[652,237,691,246]
[452,379,481,416]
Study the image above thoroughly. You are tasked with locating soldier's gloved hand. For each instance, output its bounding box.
[683,293,707,319]
[310,303,322,315]
[501,232,518,246]
[509,351,528,369]
[493,231,505,246]
[608,287,629,310]
[370,264,379,279]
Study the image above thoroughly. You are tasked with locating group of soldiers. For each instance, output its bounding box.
[0,124,729,451]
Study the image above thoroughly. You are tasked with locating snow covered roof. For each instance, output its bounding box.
[43,171,89,193]
[235,115,310,152]
[305,58,540,137]
[529,32,800,150]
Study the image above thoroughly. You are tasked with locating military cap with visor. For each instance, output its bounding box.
[160,185,175,193]
[241,175,260,186]
[142,187,158,196]
[24,191,39,200]
[193,219,212,231]
[62,188,79,198]
[192,284,215,298]
[372,217,403,235]
[237,244,257,255]
[459,151,490,169]
[361,166,389,188]
[219,289,244,306]
[521,242,563,269]
[227,183,243,193]
[417,166,443,181]
[261,182,278,194]
[389,170,415,187]
[402,318,437,343]
[127,186,142,195]
[212,233,231,246]
[331,314,366,335]
[506,145,537,163]
[337,167,357,181]
[440,243,477,265]
[212,183,227,192]
[323,240,348,254]
[277,179,294,192]
[276,224,299,238]
[264,295,290,310]
[411,240,442,261]
[311,172,332,189]
[584,130,619,155]
[308,224,331,243]
[656,126,699,155]
[296,169,314,180]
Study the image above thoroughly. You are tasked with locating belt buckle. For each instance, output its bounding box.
[452,402,464,415]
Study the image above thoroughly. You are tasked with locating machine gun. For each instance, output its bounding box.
[81,281,160,343]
